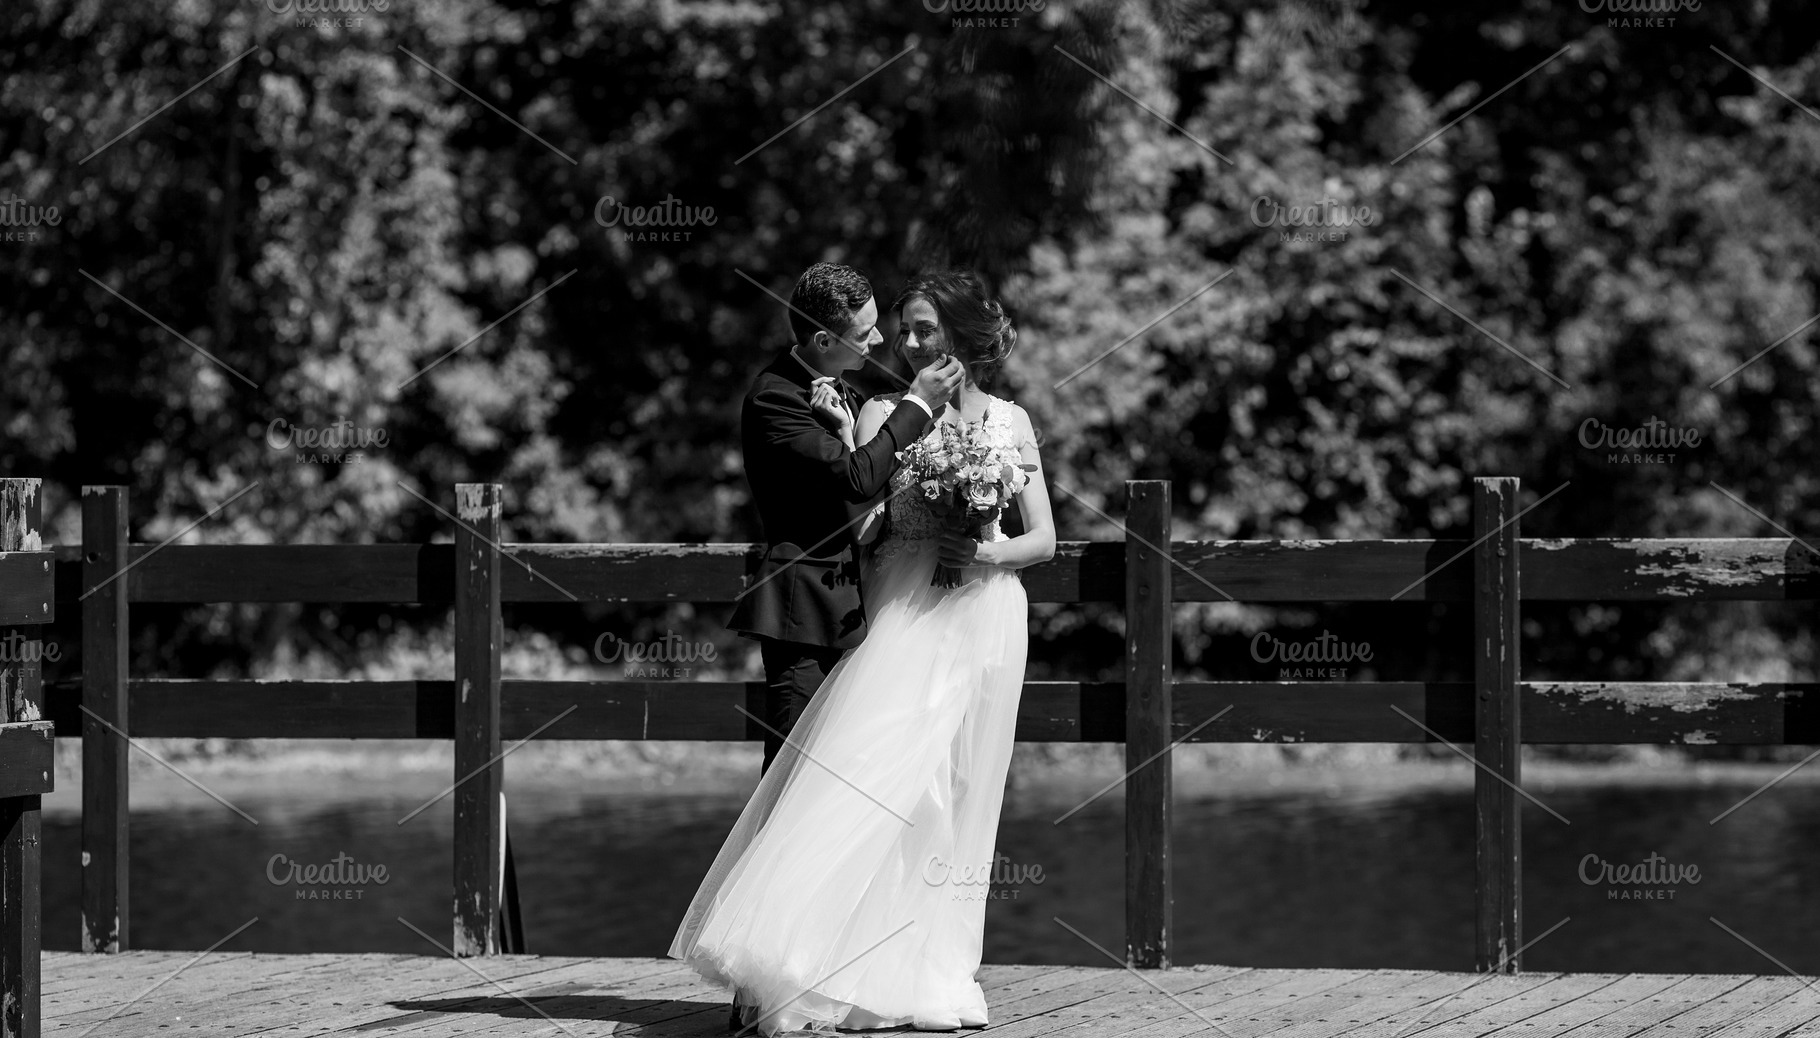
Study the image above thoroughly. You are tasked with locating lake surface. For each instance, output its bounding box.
[40,775,1819,974]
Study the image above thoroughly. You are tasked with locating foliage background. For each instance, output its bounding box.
[3,0,1818,763]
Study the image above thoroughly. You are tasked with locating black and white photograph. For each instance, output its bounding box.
[2,0,1817,1034]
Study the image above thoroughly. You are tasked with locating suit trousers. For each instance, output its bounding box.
[757,637,846,774]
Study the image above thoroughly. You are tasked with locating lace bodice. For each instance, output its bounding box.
[874,393,1021,560]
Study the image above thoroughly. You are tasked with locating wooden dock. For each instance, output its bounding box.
[41,952,1820,1037]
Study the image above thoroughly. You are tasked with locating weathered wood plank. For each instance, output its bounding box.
[1702,978,1820,1037]
[0,725,52,800]
[1372,971,1571,1036]
[1125,481,1172,969]
[1553,974,1761,1038]
[1474,477,1522,974]
[1260,969,1458,1038]
[1109,968,1367,1038]
[1523,538,1820,601]
[976,963,1289,1038]
[0,553,51,628]
[1479,973,1692,1036]
[50,536,1820,606]
[1023,966,1404,1038]
[60,544,456,604]
[1169,541,1472,602]
[0,478,43,1038]
[58,542,1120,605]
[1645,977,1820,1037]
[1433,973,1634,1034]
[972,962,1187,1031]
[79,486,129,956]
[46,952,374,1029]
[1290,970,1566,1038]
[1524,682,1820,745]
[451,484,504,957]
[41,679,1820,745]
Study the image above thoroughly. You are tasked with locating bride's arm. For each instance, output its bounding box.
[852,398,893,546]
[975,404,1055,570]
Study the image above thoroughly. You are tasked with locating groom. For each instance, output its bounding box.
[728,261,964,775]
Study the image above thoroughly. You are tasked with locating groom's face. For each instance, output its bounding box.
[818,296,881,373]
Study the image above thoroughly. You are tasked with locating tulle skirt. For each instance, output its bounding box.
[668,538,1029,1034]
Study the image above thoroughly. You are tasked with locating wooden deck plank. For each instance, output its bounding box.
[1316,972,1566,1038]
[586,960,1080,1037]
[1551,974,1761,1038]
[1061,966,1368,1038]
[51,953,585,1036]
[970,962,1282,1038]
[1632,977,1817,1037]
[1477,973,1691,1036]
[45,952,389,1027]
[1001,964,1291,1038]
[41,949,262,993]
[39,953,1820,1038]
[111,952,540,1033]
[1623,976,1805,1027]
[1410,973,1643,1037]
[41,951,372,1021]
[1267,970,1516,1038]
[1703,979,1820,1038]
[1012,965,1412,1038]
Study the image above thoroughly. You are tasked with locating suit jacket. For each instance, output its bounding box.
[726,350,934,649]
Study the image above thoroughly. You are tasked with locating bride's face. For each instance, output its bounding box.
[895,296,947,372]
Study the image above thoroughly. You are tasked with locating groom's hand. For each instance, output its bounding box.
[909,356,965,411]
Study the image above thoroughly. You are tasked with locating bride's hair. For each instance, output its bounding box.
[889,270,1017,390]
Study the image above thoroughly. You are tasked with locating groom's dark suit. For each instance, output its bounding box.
[727,349,935,772]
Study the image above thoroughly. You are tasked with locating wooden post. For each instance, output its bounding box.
[1473,477,1521,973]
[1,479,45,1038]
[80,487,129,954]
[453,484,503,956]
[1124,480,1172,968]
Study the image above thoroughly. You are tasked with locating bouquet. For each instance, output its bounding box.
[895,415,1036,588]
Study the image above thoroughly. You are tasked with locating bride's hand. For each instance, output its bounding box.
[937,529,998,568]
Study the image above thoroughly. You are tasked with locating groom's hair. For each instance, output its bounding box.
[789,262,872,346]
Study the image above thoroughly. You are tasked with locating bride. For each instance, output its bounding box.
[669,269,1055,1035]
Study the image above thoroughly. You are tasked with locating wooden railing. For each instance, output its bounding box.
[1,480,59,1038]
[20,476,1820,984]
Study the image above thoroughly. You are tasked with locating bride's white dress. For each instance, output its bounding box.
[669,394,1030,1035]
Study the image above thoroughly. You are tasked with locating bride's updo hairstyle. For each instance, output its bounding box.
[890,270,1017,390]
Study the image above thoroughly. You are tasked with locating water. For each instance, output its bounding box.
[40,776,1820,973]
